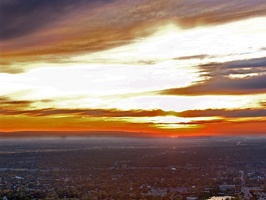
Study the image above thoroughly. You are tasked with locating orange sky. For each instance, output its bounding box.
[0,0,266,137]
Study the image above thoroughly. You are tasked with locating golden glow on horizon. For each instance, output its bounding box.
[119,115,222,129]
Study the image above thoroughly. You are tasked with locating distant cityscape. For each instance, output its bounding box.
[0,137,266,200]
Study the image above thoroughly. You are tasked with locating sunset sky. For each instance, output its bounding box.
[0,0,266,137]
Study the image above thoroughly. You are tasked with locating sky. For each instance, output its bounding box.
[0,0,266,137]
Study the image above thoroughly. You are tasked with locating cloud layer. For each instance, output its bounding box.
[161,57,266,95]
[1,0,266,63]
[0,0,266,136]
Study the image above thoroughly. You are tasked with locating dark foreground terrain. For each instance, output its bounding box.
[0,136,266,200]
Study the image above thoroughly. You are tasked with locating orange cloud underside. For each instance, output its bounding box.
[0,115,194,135]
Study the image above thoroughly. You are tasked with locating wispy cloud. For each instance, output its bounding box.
[1,0,266,62]
[161,57,266,95]
[0,64,25,74]
[160,75,266,95]
[180,108,266,118]
[1,96,266,119]
[0,0,114,40]
[174,54,210,60]
[0,106,172,117]
[0,97,32,108]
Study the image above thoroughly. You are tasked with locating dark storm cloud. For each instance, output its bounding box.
[174,54,210,60]
[0,0,113,40]
[180,108,266,118]
[226,57,266,69]
[0,107,174,117]
[200,57,266,77]
[160,74,266,95]
[161,57,266,95]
